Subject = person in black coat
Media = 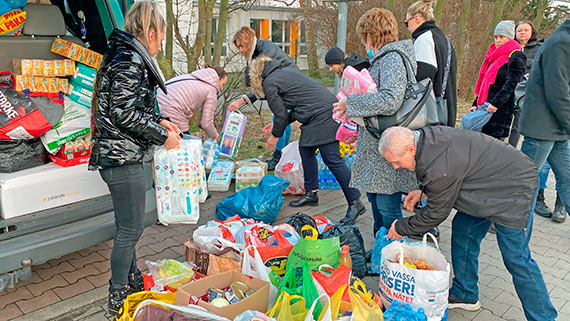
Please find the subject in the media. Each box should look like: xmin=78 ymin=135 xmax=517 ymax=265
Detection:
xmin=228 ymin=26 xmax=298 ymax=170
xmin=380 ymin=126 xmax=557 ymax=320
xmin=249 ymin=56 xmax=365 ymax=219
xmin=89 ymin=1 xmax=181 ymax=314
xmin=472 ymin=20 xmax=526 ymax=140
xmin=324 ymin=46 xmax=371 ymax=77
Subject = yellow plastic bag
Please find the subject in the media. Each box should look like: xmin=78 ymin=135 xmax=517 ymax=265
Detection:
xmin=329 ymin=285 xmax=347 ymax=319
xmin=115 ymin=291 xmax=177 ymax=321
xmin=267 ymin=291 xmax=308 ymax=321
xmin=348 ymin=286 xmax=383 ymax=321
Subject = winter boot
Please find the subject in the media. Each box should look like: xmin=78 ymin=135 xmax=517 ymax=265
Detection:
xmin=108 ymin=285 xmax=131 ymax=315
xmin=551 ymin=193 xmax=567 ymax=223
xmin=128 ymin=271 xmax=144 ymax=293
xmin=266 ymin=150 xmax=282 ymax=172
xmin=534 ymin=189 xmax=552 ymax=218
xmin=340 ymin=199 xmax=366 ymax=225
xmin=289 ymin=191 xmax=319 ymax=207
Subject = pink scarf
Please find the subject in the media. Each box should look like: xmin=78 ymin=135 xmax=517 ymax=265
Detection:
xmin=474 ymin=39 xmax=521 ymax=106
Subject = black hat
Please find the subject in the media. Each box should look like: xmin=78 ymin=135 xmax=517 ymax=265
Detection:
xmin=325 ymin=47 xmax=345 ymax=65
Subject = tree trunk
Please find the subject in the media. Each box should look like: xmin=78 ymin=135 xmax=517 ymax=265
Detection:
xmin=486 ymin=0 xmax=506 ymax=45
xmin=304 ymin=0 xmax=319 ymax=77
xmin=434 ymin=0 xmax=445 ymax=24
xmin=213 ymin=0 xmax=229 ymax=66
xmin=165 ymin=0 xmax=174 ymax=62
xmin=155 ymin=52 xmax=175 ymax=80
xmin=456 ymin=0 xmax=471 ymax=81
xmin=534 ymin=0 xmax=549 ymax=32
xmin=203 ymin=0 xmax=216 ymax=66
xmin=189 ymin=0 xmax=207 ymax=72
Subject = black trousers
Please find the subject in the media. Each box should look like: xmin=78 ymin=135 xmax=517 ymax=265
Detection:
xmin=298 ymin=141 xmax=360 ymax=203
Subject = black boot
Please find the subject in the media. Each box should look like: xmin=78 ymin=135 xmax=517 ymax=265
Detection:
xmin=108 ymin=285 xmax=131 ymax=315
xmin=551 ymin=193 xmax=567 ymax=223
xmin=340 ymin=199 xmax=366 ymax=225
xmin=266 ymin=150 xmax=282 ymax=172
xmin=128 ymin=271 xmax=144 ymax=293
xmin=289 ymin=191 xmax=318 ymax=207
xmin=535 ymin=189 xmax=552 ymax=218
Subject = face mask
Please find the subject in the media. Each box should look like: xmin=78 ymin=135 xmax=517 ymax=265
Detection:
xmin=367 ymin=49 xmax=375 ymax=58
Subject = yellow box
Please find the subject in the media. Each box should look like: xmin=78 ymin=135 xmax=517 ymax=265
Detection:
xmin=51 ymin=38 xmax=102 ymax=69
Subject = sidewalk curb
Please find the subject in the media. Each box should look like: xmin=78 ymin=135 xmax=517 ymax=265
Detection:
xmin=12 ymin=197 xmax=348 ymax=321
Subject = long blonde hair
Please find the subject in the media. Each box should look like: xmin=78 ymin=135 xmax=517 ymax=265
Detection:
xmin=407 ymin=0 xmax=435 ymax=21
xmin=124 ymin=1 xmax=165 ymax=49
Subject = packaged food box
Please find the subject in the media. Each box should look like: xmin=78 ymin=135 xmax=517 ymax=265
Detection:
xmin=235 ymin=158 xmax=267 ymax=176
xmin=207 ymin=161 xmax=234 ymax=192
xmin=13 ymin=59 xmax=75 ymax=77
xmin=14 ymin=75 xmax=69 ymax=93
xmin=70 ymin=63 xmax=97 ymax=89
xmin=68 ymin=88 xmax=92 ymax=108
xmin=235 ymin=166 xmax=263 ymax=192
xmin=51 ymin=38 xmax=103 ymax=69
xmin=219 ymin=111 xmax=246 ymax=159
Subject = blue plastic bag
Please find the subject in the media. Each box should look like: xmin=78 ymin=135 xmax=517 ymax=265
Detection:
xmin=384 ymin=300 xmax=428 ymax=321
xmin=216 ymin=175 xmax=289 ymax=223
xmin=460 ymin=103 xmax=493 ymax=132
xmin=370 ymin=227 xmax=408 ymax=273
xmin=0 ymin=0 xmax=26 ymax=16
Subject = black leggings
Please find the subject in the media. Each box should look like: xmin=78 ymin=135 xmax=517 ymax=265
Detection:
xmin=299 ymin=141 xmax=360 ymax=203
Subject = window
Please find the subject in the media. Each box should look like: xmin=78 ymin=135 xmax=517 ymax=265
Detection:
xmin=271 ymin=20 xmax=292 ymax=55
xmin=250 ymin=19 xmax=262 ymax=38
xmin=299 ymin=21 xmax=307 ymax=56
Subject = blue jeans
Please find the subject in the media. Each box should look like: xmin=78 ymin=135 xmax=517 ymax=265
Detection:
xmin=538 ymin=161 xmax=551 ymax=190
xmin=367 ymin=192 xmax=402 ymax=236
xmin=521 ymin=137 xmax=570 ymax=213
xmin=450 ymin=212 xmax=557 ymax=321
xmin=273 ymin=115 xmax=291 ymax=152
xmin=100 ymin=163 xmax=146 ymax=289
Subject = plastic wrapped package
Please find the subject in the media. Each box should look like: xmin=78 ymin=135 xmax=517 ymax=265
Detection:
xmin=235 ymin=158 xmax=267 ymax=176
xmin=153 ymin=139 xmax=204 ymax=224
xmin=274 ymin=141 xmax=305 ymax=196
xmin=219 ymin=111 xmax=246 ymax=159
xmin=235 ymin=166 xmax=264 ymax=192
xmin=41 ymin=96 xmax=91 ymax=154
xmin=207 ymin=160 xmax=234 ymax=192
xmin=145 ymin=259 xmax=195 ymax=291
xmin=201 ymin=138 xmax=219 ymax=169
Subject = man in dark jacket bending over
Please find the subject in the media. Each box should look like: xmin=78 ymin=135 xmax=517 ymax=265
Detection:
xmin=380 ymin=126 xmax=556 ymax=321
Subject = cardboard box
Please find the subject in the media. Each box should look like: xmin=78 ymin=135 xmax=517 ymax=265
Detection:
xmin=174 ymin=270 xmax=269 ymax=319
xmin=70 ymin=63 xmax=97 ymax=89
xmin=0 ymin=163 xmax=110 ymax=219
xmin=68 ymin=89 xmax=92 ymax=108
xmin=13 ymin=59 xmax=75 ymax=77
xmin=50 ymin=38 xmax=103 ymax=69
xmin=13 ymin=75 xmax=69 ymax=93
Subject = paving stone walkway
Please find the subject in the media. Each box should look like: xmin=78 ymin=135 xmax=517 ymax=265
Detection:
xmin=2 ymin=179 xmax=569 ymax=321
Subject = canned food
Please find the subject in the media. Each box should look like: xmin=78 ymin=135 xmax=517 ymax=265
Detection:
xmin=208 ymin=288 xmax=224 ymax=300
xmin=210 ymin=297 xmax=230 ymax=307
xmin=245 ymin=289 xmax=257 ymax=297
xmin=231 ymin=281 xmax=249 ymax=299
xmin=225 ymin=289 xmax=240 ymax=304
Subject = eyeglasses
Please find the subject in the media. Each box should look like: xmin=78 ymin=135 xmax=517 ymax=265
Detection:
xmin=404 ymin=15 xmax=415 ymax=28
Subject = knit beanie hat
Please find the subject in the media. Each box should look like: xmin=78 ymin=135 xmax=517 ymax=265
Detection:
xmin=494 ymin=20 xmax=515 ymax=39
xmin=325 ymin=47 xmax=345 ymax=65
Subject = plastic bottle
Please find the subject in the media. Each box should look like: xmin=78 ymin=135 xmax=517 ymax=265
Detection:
xmin=340 ymin=245 xmax=352 ymax=269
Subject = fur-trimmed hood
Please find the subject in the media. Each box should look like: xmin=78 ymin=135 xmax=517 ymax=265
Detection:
xmin=249 ymin=55 xmax=281 ymax=99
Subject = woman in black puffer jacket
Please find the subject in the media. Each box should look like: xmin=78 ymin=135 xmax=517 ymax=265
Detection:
xmin=89 ymin=1 xmax=181 ymax=314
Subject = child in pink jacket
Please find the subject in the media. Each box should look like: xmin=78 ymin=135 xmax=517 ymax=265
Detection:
xmin=157 ymin=67 xmax=227 ymax=141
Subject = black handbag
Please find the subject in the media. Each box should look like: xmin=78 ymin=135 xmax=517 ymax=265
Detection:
xmin=364 ymin=49 xmax=442 ymax=139
xmin=435 ymin=38 xmax=452 ymax=126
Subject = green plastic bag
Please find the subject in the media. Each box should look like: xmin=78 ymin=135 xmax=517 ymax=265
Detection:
xmin=286 ymin=236 xmax=341 ymax=271
xmin=279 ymin=262 xmax=322 ymax=318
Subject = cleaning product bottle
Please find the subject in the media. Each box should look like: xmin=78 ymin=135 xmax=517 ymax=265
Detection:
xmin=340 ymin=245 xmax=352 ymax=269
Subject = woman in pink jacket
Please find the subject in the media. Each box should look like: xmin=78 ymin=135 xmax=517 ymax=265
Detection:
xmin=157 ymin=67 xmax=227 ymax=141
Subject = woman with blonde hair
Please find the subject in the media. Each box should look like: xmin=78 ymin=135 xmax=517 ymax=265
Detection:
xmin=406 ymin=0 xmax=457 ymax=127
xmin=89 ymin=1 xmax=181 ymax=314
xmin=333 ymin=8 xmax=420 ymax=234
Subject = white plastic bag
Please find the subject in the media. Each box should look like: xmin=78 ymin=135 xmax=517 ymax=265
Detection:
xmin=242 ymin=245 xmax=278 ymax=310
xmin=133 ymin=299 xmax=230 ymax=321
xmin=41 ymin=96 xmax=90 ymax=154
xmin=192 ymin=224 xmax=243 ymax=255
xmin=305 ymin=294 xmax=333 ymax=321
xmin=153 ymin=139 xmax=203 ymax=224
xmin=275 ymin=141 xmax=305 ymax=196
xmin=379 ymin=233 xmax=450 ymax=321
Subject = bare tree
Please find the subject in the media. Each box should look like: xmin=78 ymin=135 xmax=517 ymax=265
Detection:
xmin=213 ymin=0 xmax=229 ymax=66
xmin=304 ymin=0 xmax=319 ymax=77
xmin=434 ymin=0 xmax=445 ymax=23
xmin=534 ymin=0 xmax=549 ymax=31
xmin=456 ymin=0 xmax=471 ymax=81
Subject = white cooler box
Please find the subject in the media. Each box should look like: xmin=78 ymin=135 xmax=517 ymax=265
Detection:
xmin=0 ymin=163 xmax=110 ymax=219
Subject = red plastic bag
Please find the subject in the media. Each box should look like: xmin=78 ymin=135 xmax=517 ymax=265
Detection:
xmin=312 ymin=264 xmax=352 ymax=302
xmin=0 ymin=88 xmax=63 ymax=139
xmin=246 ymin=229 xmax=293 ymax=277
